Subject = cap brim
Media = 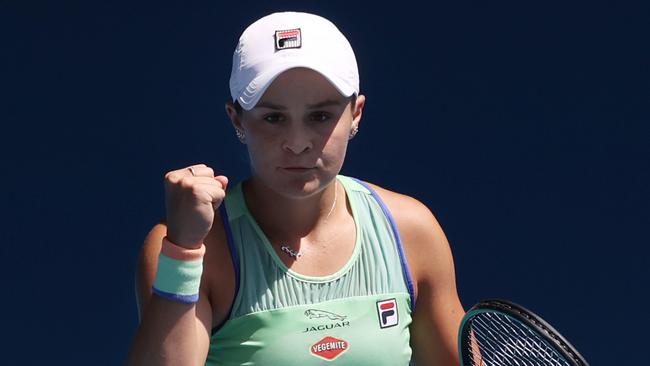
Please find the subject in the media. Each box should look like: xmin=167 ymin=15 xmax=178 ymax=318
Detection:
xmin=236 ymin=61 xmax=357 ymax=111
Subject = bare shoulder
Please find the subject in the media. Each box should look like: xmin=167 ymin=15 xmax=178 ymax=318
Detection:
xmin=363 ymin=182 xmax=446 ymax=246
xmin=364 ymin=182 xmax=435 ymax=221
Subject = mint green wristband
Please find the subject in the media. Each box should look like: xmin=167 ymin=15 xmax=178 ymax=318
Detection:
xmin=152 ymin=253 xmax=204 ymax=303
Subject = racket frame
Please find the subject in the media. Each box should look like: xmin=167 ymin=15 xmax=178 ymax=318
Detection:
xmin=458 ymin=299 xmax=589 ymax=366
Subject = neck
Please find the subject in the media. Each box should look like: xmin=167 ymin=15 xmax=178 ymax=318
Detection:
xmin=242 ymin=176 xmax=340 ymax=243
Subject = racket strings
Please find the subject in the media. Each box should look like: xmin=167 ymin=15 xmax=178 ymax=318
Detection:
xmin=475 ymin=316 xmax=557 ymax=362
xmin=466 ymin=312 xmax=572 ymax=366
xmin=471 ymin=318 xmax=557 ymax=365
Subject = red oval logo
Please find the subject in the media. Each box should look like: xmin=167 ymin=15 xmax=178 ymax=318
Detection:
xmin=310 ymin=336 xmax=349 ymax=360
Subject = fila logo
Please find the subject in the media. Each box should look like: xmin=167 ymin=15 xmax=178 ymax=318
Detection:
xmin=310 ymin=336 xmax=349 ymax=361
xmin=275 ymin=28 xmax=301 ymax=50
xmin=377 ymin=298 xmax=398 ymax=328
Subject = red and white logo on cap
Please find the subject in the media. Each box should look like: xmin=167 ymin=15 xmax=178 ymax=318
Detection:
xmin=275 ymin=28 xmax=302 ymax=50
xmin=310 ymin=336 xmax=349 ymax=360
xmin=377 ymin=298 xmax=398 ymax=328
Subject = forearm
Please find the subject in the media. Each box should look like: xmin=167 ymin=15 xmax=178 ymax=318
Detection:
xmin=126 ymin=294 xmax=204 ymax=366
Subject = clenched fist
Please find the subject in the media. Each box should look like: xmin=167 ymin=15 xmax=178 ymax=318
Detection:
xmin=164 ymin=164 xmax=228 ymax=249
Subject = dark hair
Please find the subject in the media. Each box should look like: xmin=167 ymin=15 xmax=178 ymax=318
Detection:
xmin=233 ymin=100 xmax=244 ymax=115
xmin=233 ymin=94 xmax=357 ymax=115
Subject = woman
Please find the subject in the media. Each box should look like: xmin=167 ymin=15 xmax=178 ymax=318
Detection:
xmin=127 ymin=11 xmax=465 ymax=366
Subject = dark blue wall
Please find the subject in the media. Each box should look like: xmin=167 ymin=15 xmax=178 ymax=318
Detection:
xmin=2 ymin=1 xmax=648 ymax=364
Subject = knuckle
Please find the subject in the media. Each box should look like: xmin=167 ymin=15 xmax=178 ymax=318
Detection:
xmin=164 ymin=172 xmax=179 ymax=183
xmin=191 ymin=185 xmax=204 ymax=196
xmin=179 ymin=176 xmax=194 ymax=188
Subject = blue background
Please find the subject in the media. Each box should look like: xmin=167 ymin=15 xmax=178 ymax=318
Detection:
xmin=2 ymin=0 xmax=648 ymax=364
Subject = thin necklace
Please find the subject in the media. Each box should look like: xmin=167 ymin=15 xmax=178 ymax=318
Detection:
xmin=280 ymin=181 xmax=338 ymax=259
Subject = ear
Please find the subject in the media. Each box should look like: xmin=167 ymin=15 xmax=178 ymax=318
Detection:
xmin=351 ymin=94 xmax=366 ymax=130
xmin=225 ymin=101 xmax=243 ymax=131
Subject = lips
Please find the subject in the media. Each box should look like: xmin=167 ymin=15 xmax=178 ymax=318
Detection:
xmin=282 ymin=167 xmax=314 ymax=171
xmin=280 ymin=166 xmax=316 ymax=173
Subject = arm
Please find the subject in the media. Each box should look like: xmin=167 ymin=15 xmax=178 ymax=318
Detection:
xmin=126 ymin=222 xmax=213 ymax=366
xmin=371 ymin=185 xmax=465 ymax=365
xmin=405 ymin=206 xmax=464 ymax=366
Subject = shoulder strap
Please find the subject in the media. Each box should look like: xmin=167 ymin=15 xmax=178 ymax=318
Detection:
xmin=349 ymin=177 xmax=416 ymax=311
xmin=337 ymin=174 xmax=372 ymax=194
xmin=211 ymin=199 xmax=241 ymax=335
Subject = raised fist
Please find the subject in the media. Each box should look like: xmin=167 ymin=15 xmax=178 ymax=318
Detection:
xmin=163 ymin=164 xmax=228 ymax=249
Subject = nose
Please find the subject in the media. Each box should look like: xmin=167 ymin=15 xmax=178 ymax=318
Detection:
xmin=282 ymin=125 xmax=313 ymax=155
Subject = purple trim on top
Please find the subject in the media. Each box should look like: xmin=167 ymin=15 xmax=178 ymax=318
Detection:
xmin=352 ymin=178 xmax=416 ymax=311
xmin=219 ymin=204 xmax=240 ymax=292
xmin=152 ymin=287 xmax=199 ymax=304
xmin=210 ymin=204 xmax=241 ymax=336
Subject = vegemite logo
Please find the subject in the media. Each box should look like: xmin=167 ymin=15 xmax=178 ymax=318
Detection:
xmin=377 ymin=298 xmax=398 ymax=328
xmin=304 ymin=309 xmax=347 ymax=321
xmin=275 ymin=28 xmax=301 ymax=50
xmin=310 ymin=336 xmax=349 ymax=360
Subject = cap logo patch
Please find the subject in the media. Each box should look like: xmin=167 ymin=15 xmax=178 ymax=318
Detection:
xmin=275 ymin=28 xmax=301 ymax=50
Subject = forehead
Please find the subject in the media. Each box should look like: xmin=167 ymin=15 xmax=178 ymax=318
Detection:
xmin=257 ymin=67 xmax=347 ymax=107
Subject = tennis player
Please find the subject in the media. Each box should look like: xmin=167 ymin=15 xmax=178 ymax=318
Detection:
xmin=127 ymin=11 xmax=465 ymax=366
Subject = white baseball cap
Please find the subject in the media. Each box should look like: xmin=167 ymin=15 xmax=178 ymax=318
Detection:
xmin=229 ymin=12 xmax=359 ymax=110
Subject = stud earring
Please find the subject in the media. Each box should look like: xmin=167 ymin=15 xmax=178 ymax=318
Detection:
xmin=235 ymin=129 xmax=246 ymax=142
xmin=349 ymin=125 xmax=359 ymax=140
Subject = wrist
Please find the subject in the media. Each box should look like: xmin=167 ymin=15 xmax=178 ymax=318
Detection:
xmin=165 ymin=230 xmax=204 ymax=250
xmin=161 ymin=236 xmax=206 ymax=259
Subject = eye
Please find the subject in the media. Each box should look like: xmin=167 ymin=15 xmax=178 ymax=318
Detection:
xmin=309 ymin=112 xmax=331 ymax=122
xmin=263 ymin=113 xmax=284 ymax=123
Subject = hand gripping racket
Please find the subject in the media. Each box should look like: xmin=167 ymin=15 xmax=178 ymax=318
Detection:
xmin=458 ymin=299 xmax=590 ymax=366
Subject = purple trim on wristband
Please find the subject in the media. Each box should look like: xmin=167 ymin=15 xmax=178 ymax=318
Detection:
xmin=352 ymin=178 xmax=417 ymax=311
xmin=211 ymin=204 xmax=240 ymax=336
xmin=152 ymin=287 xmax=199 ymax=304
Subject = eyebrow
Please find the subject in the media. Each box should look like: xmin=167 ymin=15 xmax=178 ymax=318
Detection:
xmin=255 ymin=101 xmax=286 ymax=110
xmin=254 ymin=99 xmax=343 ymax=110
xmin=306 ymin=99 xmax=343 ymax=109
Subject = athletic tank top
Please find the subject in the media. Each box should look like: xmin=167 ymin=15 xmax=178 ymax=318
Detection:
xmin=205 ymin=175 xmax=416 ymax=365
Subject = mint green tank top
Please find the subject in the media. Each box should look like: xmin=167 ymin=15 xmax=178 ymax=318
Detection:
xmin=206 ymin=175 xmax=416 ymax=365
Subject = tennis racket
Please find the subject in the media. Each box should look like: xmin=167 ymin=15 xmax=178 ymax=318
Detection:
xmin=458 ymin=299 xmax=589 ymax=366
